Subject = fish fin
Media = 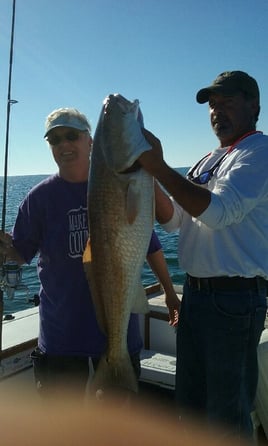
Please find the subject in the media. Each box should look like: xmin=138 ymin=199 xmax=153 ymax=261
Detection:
xmin=82 ymin=238 xmax=93 ymax=285
xmin=91 ymin=353 xmax=138 ymax=396
xmin=131 ymin=284 xmax=149 ymax=314
xmin=126 ymin=180 xmax=140 ymax=224
xmin=83 ymin=239 xmax=107 ymax=334
xmin=83 ymin=238 xmax=92 ymax=264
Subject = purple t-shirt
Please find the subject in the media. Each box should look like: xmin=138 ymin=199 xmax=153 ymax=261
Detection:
xmin=147 ymin=229 xmax=161 ymax=254
xmin=12 ymin=174 xmax=161 ymax=357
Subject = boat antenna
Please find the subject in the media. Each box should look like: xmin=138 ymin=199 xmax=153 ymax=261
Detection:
xmin=0 ymin=0 xmax=18 ymax=359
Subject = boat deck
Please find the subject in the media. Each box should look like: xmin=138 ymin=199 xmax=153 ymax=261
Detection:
xmin=0 ymin=285 xmax=267 ymax=442
xmin=1 ymin=307 xmax=38 ymax=379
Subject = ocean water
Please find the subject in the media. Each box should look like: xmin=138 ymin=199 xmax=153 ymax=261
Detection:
xmin=0 ymin=170 xmax=188 ymax=315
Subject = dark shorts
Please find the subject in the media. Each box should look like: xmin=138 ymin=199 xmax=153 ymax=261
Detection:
xmin=30 ymin=348 xmax=141 ymax=399
xmin=30 ymin=348 xmax=90 ymax=399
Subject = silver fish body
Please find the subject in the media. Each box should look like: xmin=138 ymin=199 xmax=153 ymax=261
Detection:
xmin=84 ymin=94 xmax=154 ymax=394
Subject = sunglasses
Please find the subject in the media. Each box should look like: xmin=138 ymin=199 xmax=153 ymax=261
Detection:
xmin=46 ymin=130 xmax=86 ymax=146
xmin=187 ymin=152 xmax=228 ymax=185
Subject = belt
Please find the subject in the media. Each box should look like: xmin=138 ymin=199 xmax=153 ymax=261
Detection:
xmin=186 ymin=274 xmax=267 ymax=292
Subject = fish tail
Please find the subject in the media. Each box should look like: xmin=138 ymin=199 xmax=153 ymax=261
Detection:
xmin=91 ymin=353 xmax=138 ymax=397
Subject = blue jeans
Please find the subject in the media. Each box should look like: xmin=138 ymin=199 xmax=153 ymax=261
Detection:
xmin=175 ymin=279 xmax=267 ymax=439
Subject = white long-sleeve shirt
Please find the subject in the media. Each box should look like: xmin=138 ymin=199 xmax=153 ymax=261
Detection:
xmin=163 ymin=132 xmax=268 ymax=278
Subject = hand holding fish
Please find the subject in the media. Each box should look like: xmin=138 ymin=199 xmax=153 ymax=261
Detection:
xmin=139 ymin=129 xmax=165 ymax=177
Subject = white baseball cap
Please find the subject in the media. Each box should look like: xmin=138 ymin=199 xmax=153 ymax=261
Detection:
xmin=44 ymin=108 xmax=91 ymax=137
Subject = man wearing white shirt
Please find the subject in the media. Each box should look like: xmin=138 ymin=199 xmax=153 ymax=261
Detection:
xmin=139 ymin=71 xmax=268 ymax=440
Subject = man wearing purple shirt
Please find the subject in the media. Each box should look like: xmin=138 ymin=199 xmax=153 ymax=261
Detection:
xmin=0 ymin=107 xmax=180 ymax=399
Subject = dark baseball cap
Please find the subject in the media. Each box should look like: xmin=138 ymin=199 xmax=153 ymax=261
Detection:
xmin=196 ymin=71 xmax=260 ymax=104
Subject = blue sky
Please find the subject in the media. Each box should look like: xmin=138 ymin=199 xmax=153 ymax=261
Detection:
xmin=1 ymin=0 xmax=268 ymax=175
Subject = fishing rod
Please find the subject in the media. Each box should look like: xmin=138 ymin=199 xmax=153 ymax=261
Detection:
xmin=0 ymin=0 xmax=18 ymax=358
xmin=1 ymin=0 xmax=18 ymax=232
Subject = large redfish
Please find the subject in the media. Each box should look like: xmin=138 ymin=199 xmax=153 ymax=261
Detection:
xmin=83 ymin=94 xmax=154 ymax=395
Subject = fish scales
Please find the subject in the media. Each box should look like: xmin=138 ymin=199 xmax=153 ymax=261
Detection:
xmin=83 ymin=94 xmax=154 ymax=395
